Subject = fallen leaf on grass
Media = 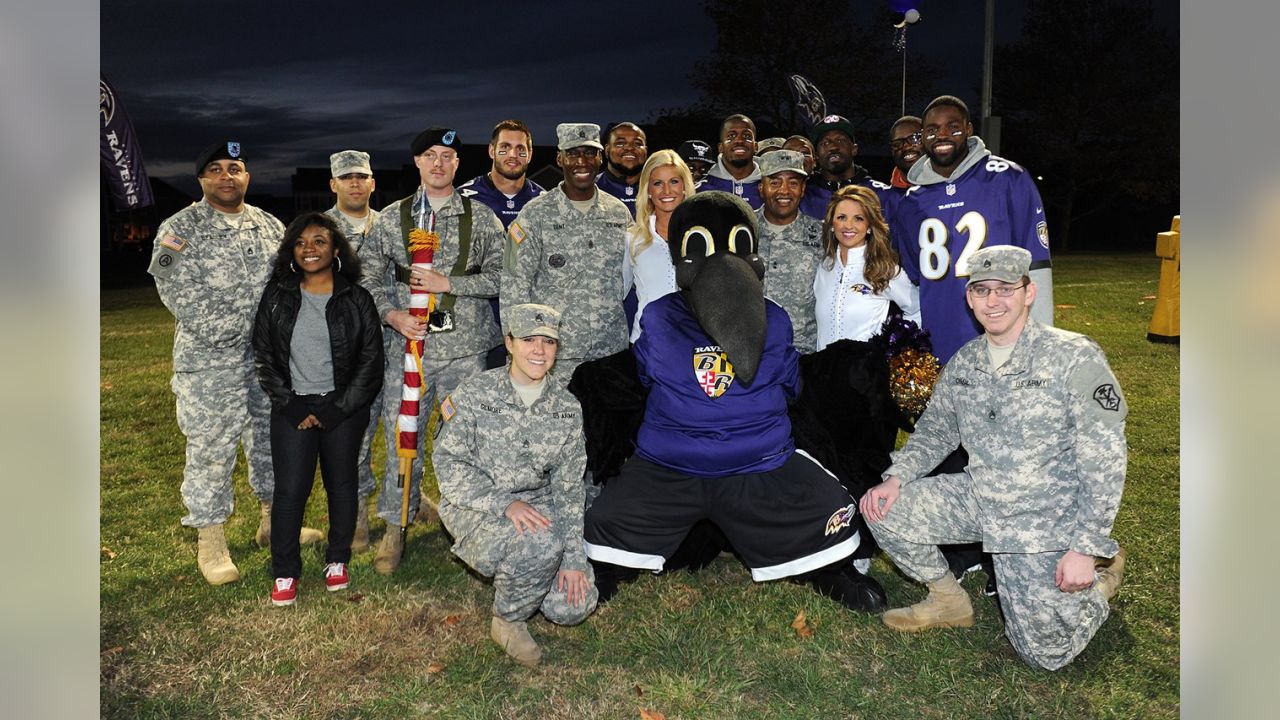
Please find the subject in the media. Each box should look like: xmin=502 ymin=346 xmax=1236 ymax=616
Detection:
xmin=633 ymin=684 xmax=643 ymax=696
xmin=101 ymin=546 xmax=118 ymax=560
xmin=441 ymin=613 xmax=466 ymax=627
xmin=346 ymin=593 xmax=364 ymax=603
xmin=425 ymin=662 xmax=446 ymax=674
xmin=101 ymin=381 xmax=114 ymax=391
xmin=1055 ymin=304 xmax=1077 ymax=309
xmin=791 ymin=610 xmax=814 ymax=638
xmin=101 ymin=646 xmax=124 ymax=657
xmin=639 ymin=710 xmax=666 ymax=720
xmin=1142 ymin=294 xmax=1157 ymax=300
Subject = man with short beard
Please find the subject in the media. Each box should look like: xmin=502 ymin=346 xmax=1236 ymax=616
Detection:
xmin=459 ymin=119 xmax=545 ymax=230
xmin=755 ymin=150 xmax=824 ymax=353
xmin=697 ymin=114 xmax=763 ymax=209
xmin=887 ymin=115 xmax=923 ymax=193
xmin=800 ymin=115 xmax=896 ymax=221
xmin=595 ymin=122 xmax=647 ymax=217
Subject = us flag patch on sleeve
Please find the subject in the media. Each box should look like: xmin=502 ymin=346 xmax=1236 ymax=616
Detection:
xmin=509 ymin=222 xmax=526 ymax=245
xmin=160 ymin=233 xmax=186 ymax=252
xmin=440 ymin=395 xmax=457 ymax=422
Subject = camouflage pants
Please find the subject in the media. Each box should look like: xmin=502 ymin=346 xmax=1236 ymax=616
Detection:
xmin=375 ymin=349 xmax=486 ymax=525
xmin=451 ymin=512 xmax=598 ymax=624
xmin=171 ymin=364 xmax=272 ymax=528
xmin=869 ymin=472 xmax=1111 ymax=670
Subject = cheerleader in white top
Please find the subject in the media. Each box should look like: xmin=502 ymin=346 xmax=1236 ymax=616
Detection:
xmin=622 ymin=150 xmax=696 ymax=342
xmin=813 ymin=185 xmax=921 ymax=350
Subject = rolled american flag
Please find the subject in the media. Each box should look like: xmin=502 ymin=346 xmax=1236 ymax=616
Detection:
xmin=397 ymin=211 xmax=439 ymax=538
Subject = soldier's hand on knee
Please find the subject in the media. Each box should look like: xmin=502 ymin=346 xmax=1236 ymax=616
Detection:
xmin=1055 ymin=550 xmax=1096 ymax=593
xmin=504 ymin=500 xmax=551 ymax=534
xmin=557 ymin=569 xmax=590 ymax=607
xmin=859 ymin=476 xmax=902 ymax=524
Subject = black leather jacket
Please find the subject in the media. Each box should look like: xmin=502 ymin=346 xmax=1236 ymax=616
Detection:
xmin=253 ymin=272 xmax=385 ymax=428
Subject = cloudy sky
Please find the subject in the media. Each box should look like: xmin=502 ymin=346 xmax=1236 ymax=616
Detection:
xmin=102 ymin=1 xmax=1168 ymax=195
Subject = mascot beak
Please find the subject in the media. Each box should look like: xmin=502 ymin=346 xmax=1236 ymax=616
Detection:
xmin=686 ymin=252 xmax=766 ymax=385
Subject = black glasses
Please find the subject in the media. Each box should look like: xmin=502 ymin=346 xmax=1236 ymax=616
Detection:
xmin=967 ymin=282 xmax=1028 ymax=298
xmin=889 ymin=132 xmax=922 ymax=151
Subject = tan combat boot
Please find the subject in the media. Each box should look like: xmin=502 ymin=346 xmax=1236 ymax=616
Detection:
xmin=1096 ymin=547 xmax=1127 ymax=601
xmin=256 ymin=501 xmax=325 ymax=547
xmin=882 ymin=572 xmax=975 ymax=631
xmin=373 ymin=524 xmax=404 ymax=575
xmin=490 ymin=616 xmax=542 ymax=667
xmin=196 ymin=524 xmax=240 ymax=585
xmin=351 ymin=503 xmax=371 ymax=553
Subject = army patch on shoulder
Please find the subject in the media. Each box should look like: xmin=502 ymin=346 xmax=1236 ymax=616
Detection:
xmin=1092 ymin=384 xmax=1121 ymax=411
xmin=509 ymin=222 xmax=526 ymax=245
xmin=440 ymin=395 xmax=456 ymax=422
xmin=160 ymin=233 xmax=186 ymax=252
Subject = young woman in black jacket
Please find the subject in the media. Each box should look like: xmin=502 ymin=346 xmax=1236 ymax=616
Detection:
xmin=253 ymin=212 xmax=384 ymax=606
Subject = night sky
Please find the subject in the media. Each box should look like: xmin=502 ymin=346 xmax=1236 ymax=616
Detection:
xmin=100 ymin=1 xmax=1169 ymax=196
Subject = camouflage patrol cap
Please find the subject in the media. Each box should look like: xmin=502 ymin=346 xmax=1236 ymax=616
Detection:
xmin=411 ymin=127 xmax=460 ymax=156
xmin=755 ymin=137 xmax=786 ymax=155
xmin=329 ymin=150 xmax=372 ymax=177
xmin=195 ymin=140 xmax=245 ymax=176
xmin=556 ymin=123 xmax=604 ymax=151
xmin=757 ymin=150 xmax=808 ymax=178
xmin=504 ymin=303 xmax=562 ymax=339
xmin=966 ymin=246 xmax=1032 ymax=286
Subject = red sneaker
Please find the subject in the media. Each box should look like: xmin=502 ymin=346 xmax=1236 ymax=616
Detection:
xmin=324 ymin=562 xmax=350 ymax=592
xmin=271 ymin=577 xmax=297 ymax=606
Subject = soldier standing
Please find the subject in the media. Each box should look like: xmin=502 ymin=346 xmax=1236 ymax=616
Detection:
xmin=324 ymin=150 xmax=382 ymax=552
xmin=149 ymin=140 xmax=322 ymax=586
xmin=434 ymin=303 xmax=597 ymax=667
xmin=357 ymin=127 xmax=507 ymax=574
xmin=502 ymin=123 xmax=631 ymax=374
xmin=754 ymin=150 xmax=825 ymax=353
xmin=859 ymin=246 xmax=1128 ymax=670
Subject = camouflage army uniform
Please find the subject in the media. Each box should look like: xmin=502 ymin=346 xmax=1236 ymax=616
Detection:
xmin=358 ymin=188 xmax=505 ymax=524
xmin=434 ymin=367 xmax=598 ymax=624
xmin=754 ymin=207 xmax=825 ymax=353
xmin=501 ymin=185 xmax=631 ymax=370
xmin=325 ymin=204 xmax=384 ymax=501
xmin=148 ymin=199 xmax=284 ymax=528
xmin=869 ymin=319 xmax=1127 ymax=670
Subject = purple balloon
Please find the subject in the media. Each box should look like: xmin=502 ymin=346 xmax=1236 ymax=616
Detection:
xmin=889 ymin=0 xmax=922 ymax=13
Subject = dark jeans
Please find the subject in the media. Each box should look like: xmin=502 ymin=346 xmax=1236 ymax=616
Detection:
xmin=270 ymin=395 xmax=369 ymax=579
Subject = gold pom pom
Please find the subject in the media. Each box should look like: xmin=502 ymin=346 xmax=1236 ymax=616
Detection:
xmin=408 ymin=229 xmax=440 ymax=253
xmin=889 ymin=349 xmax=940 ymax=418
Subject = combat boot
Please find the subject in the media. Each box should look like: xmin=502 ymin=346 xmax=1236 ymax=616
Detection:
xmin=373 ymin=524 xmax=404 ymax=575
xmin=1096 ymin=547 xmax=1127 ymax=601
xmin=196 ymin=524 xmax=240 ymax=585
xmin=256 ymin=501 xmax=325 ymax=547
xmin=882 ymin=572 xmax=975 ymax=631
xmin=490 ymin=616 xmax=542 ymax=667
xmin=351 ymin=502 xmax=371 ymax=553
xmin=414 ymin=497 xmax=440 ymax=525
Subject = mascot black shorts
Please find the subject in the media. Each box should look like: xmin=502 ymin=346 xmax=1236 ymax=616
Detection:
xmin=583 ymin=449 xmax=861 ymax=580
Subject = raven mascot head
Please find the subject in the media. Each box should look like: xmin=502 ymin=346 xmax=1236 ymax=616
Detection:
xmin=667 ymin=191 xmax=768 ymax=384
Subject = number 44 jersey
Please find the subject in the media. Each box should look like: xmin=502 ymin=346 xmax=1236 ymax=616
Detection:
xmin=891 ymin=142 xmax=1052 ymax=364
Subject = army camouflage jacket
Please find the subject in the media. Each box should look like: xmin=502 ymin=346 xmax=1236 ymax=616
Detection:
xmin=754 ymin=207 xmax=825 ymax=353
xmin=434 ymin=368 xmax=589 ymax=574
xmin=148 ymin=199 xmax=283 ymax=371
xmin=886 ymin=320 xmax=1127 ymax=557
xmin=357 ymin=189 xmax=505 ymax=361
xmin=501 ymin=184 xmax=631 ymax=361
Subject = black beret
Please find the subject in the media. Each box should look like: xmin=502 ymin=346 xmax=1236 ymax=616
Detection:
xmin=410 ymin=127 xmax=461 ymax=156
xmin=195 ymin=140 xmax=245 ymax=176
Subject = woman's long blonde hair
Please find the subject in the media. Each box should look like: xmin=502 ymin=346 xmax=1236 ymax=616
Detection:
xmin=630 ymin=150 xmax=696 ymax=259
xmin=820 ymin=185 xmax=900 ymax=294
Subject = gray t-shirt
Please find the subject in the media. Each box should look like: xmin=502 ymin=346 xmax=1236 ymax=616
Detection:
xmin=289 ymin=288 xmax=335 ymax=394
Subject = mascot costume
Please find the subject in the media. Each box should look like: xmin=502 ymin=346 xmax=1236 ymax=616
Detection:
xmin=571 ymin=192 xmax=923 ymax=611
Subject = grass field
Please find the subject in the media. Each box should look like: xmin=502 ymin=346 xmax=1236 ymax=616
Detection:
xmin=100 ymin=253 xmax=1179 ymax=719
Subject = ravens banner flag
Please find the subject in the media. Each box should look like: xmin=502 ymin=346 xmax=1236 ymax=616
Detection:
xmin=100 ymin=75 xmax=154 ymax=211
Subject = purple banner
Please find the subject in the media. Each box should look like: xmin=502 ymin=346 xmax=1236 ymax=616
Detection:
xmin=100 ymin=76 xmax=154 ymax=211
